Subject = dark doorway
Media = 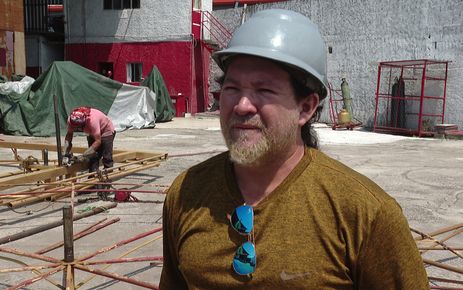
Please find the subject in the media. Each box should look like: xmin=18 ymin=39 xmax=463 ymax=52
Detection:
xmin=99 ymin=62 xmax=114 ymax=79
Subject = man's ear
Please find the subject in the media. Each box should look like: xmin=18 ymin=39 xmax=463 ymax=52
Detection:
xmin=298 ymin=93 xmax=320 ymax=126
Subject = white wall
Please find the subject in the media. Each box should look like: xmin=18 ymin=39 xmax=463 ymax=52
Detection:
xmin=65 ymin=0 xmax=194 ymax=43
xmin=212 ymin=0 xmax=463 ymax=129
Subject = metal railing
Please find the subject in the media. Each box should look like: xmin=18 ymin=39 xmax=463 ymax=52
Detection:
xmin=200 ymin=11 xmax=233 ymax=50
xmin=24 ymin=0 xmax=63 ymax=34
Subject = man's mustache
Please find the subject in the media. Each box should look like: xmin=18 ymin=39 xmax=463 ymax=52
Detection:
xmin=227 ymin=116 xmax=264 ymax=129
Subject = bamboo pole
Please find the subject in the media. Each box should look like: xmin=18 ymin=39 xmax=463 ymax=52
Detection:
xmin=35 ymin=218 xmax=119 ymax=255
xmin=423 ymin=258 xmax=463 ymax=275
xmin=6 ymin=159 xmax=162 ymax=207
xmin=0 ymin=151 xmax=166 ymax=191
xmin=0 ymin=202 xmax=117 ymax=245
xmin=81 ymin=256 xmax=163 ymax=266
xmin=0 ymin=156 xmax=164 ymax=199
xmin=65 ymin=264 xmax=75 ymax=290
xmin=74 ymin=264 xmax=159 ymax=289
xmin=418 ymin=247 xmax=463 ymax=250
xmin=419 ymin=227 xmax=463 ymax=255
xmin=0 ymin=181 xmax=170 ymax=188
xmin=6 ymin=265 xmax=65 ymax=290
xmin=77 ymin=227 xmax=162 ymax=262
xmin=76 ymin=234 xmax=162 ymax=288
xmin=0 ymin=254 xmax=63 ymax=288
xmin=48 ymin=160 xmax=162 ymax=202
xmin=414 ymin=223 xmax=463 ymax=240
xmin=4 ymin=188 xmax=168 ymax=197
xmin=428 ymin=276 xmax=463 ymax=285
xmin=0 ymin=246 xmax=61 ymax=263
xmin=411 ymin=228 xmax=463 ymax=260
xmin=6 ymin=183 xmax=94 ymax=208
xmin=0 ymin=263 xmax=61 ymax=273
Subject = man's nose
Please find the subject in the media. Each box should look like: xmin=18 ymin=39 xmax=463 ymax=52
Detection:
xmin=234 ymin=95 xmax=257 ymax=116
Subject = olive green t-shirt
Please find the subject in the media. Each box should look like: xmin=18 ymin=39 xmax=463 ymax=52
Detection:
xmin=160 ymin=148 xmax=429 ymax=289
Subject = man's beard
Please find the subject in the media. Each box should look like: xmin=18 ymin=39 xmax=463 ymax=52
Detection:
xmin=221 ymin=114 xmax=299 ymax=167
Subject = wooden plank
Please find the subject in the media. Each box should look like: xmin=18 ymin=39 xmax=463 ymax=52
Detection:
xmin=0 ymin=163 xmax=87 ymax=190
xmin=0 ymin=141 xmax=165 ymax=156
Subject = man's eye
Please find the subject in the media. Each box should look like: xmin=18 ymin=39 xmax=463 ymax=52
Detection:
xmin=259 ymin=88 xmax=276 ymax=94
xmin=222 ymin=86 xmax=238 ymax=92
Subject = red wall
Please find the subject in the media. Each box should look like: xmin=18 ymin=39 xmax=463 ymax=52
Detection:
xmin=65 ymin=41 xmax=206 ymax=114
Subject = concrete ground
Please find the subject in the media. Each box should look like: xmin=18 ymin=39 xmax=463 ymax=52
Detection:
xmin=0 ymin=114 xmax=462 ymax=289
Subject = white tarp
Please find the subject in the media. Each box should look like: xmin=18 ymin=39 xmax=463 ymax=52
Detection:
xmin=0 ymin=76 xmax=35 ymax=95
xmin=107 ymin=83 xmax=157 ymax=131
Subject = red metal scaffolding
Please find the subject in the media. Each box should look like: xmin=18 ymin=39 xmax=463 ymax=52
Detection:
xmin=373 ymin=59 xmax=449 ymax=137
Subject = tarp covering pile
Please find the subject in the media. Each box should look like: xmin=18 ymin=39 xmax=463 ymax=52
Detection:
xmin=0 ymin=61 xmax=174 ymax=136
xmin=141 ymin=66 xmax=175 ymax=122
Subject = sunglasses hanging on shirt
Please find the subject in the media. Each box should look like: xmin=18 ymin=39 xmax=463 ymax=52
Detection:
xmin=230 ymin=204 xmax=256 ymax=276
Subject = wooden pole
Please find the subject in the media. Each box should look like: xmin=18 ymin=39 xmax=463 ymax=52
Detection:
xmin=63 ymin=205 xmax=74 ymax=263
xmin=0 ymin=202 xmax=117 ymax=245
xmin=63 ymin=205 xmax=75 ymax=289
xmin=53 ymin=95 xmax=63 ymax=167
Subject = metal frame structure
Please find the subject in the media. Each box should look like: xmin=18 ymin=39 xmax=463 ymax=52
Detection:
xmin=373 ymin=59 xmax=449 ymax=137
xmin=0 ymin=141 xmax=167 ymax=207
xmin=0 ymin=141 xmax=168 ymax=288
xmin=0 ymin=204 xmax=163 ymax=289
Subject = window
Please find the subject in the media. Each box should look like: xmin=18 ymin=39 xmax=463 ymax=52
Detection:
xmin=104 ymin=0 xmax=140 ymax=10
xmin=103 ymin=0 xmax=112 ymax=9
xmin=127 ymin=63 xmax=143 ymax=82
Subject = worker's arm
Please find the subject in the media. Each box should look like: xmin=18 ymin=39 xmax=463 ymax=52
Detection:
xmin=83 ymin=115 xmax=102 ymax=158
xmin=64 ymin=129 xmax=73 ymax=155
xmin=89 ymin=134 xmax=102 ymax=151
xmin=81 ymin=133 xmax=100 ymax=159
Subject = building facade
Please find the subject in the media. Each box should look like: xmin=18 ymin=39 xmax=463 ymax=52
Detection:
xmin=213 ymin=0 xmax=463 ymax=130
xmin=65 ymin=0 xmax=213 ymax=115
xmin=0 ymin=0 xmax=26 ymax=79
xmin=24 ymin=0 xmax=65 ymax=79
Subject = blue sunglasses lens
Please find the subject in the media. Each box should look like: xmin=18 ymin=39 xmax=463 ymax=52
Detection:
xmin=231 ymin=205 xmax=254 ymax=234
xmin=232 ymin=241 xmax=256 ymax=275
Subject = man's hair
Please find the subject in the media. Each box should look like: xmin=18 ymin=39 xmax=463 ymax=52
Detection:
xmin=215 ymin=62 xmax=323 ymax=149
xmin=289 ymin=72 xmax=323 ymax=149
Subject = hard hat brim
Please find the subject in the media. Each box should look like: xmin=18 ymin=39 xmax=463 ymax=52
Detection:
xmin=213 ymin=46 xmax=328 ymax=99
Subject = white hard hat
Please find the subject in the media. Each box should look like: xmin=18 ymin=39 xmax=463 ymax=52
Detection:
xmin=213 ymin=9 xmax=328 ymax=98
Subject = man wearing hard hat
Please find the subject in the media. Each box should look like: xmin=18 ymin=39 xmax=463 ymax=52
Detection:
xmin=160 ymin=9 xmax=428 ymax=289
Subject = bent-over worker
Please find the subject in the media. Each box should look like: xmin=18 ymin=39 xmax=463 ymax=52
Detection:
xmin=64 ymin=106 xmax=116 ymax=173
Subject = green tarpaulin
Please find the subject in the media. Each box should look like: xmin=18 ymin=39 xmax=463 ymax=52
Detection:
xmin=0 ymin=61 xmax=174 ymax=137
xmin=141 ymin=66 xmax=175 ymax=122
